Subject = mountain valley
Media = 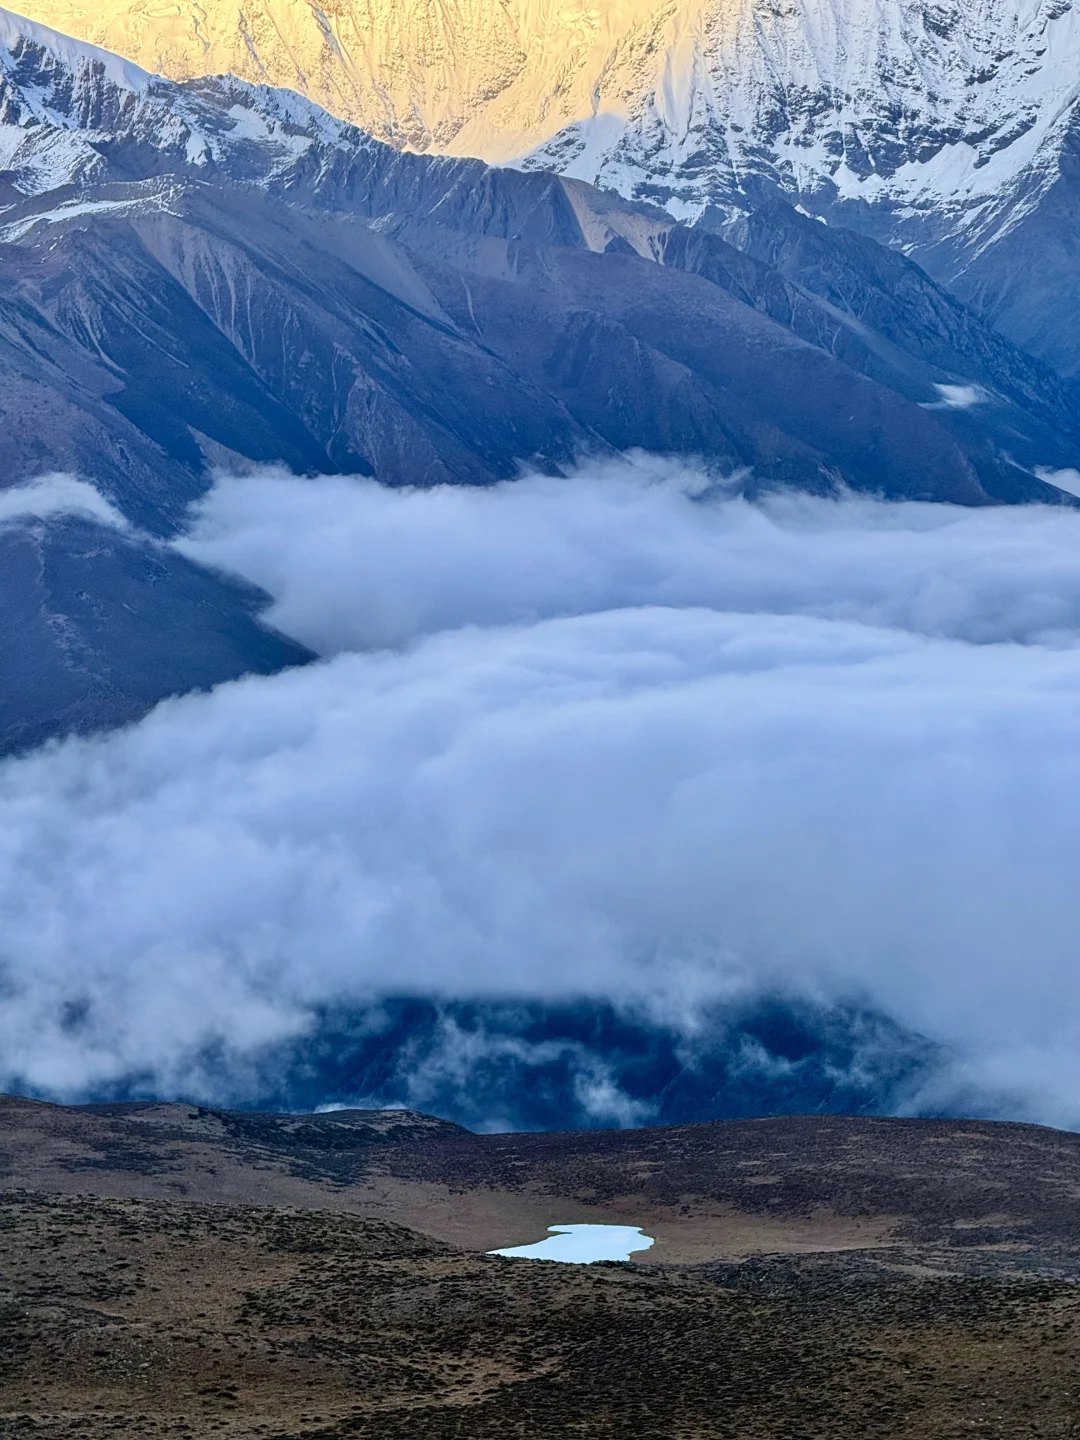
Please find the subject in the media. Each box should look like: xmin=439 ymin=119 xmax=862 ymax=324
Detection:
xmin=3 ymin=10 xmax=1080 ymax=1432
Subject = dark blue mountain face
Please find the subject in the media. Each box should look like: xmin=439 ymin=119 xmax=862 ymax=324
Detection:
xmin=0 ymin=514 xmax=311 ymax=754
xmin=60 ymin=996 xmax=944 ymax=1134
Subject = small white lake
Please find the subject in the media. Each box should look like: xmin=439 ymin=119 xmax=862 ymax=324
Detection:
xmin=488 ymin=1223 xmax=655 ymax=1264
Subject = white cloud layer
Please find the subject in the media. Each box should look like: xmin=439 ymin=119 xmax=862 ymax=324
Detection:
xmin=925 ymin=383 xmax=986 ymax=410
xmin=6 ymin=457 xmax=1080 ymax=1122
xmin=1035 ymin=466 xmax=1080 ymax=501
xmin=0 ymin=474 xmax=128 ymax=529
xmin=180 ymin=455 xmax=1080 ymax=651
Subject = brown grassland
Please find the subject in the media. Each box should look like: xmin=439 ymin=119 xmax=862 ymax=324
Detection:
xmin=3 ymin=1098 xmax=1080 ymax=1437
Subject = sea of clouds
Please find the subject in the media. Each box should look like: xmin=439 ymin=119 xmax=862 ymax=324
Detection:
xmin=5 ymin=454 xmax=1080 ymax=1125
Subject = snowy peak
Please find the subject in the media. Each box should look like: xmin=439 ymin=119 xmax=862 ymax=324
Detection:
xmin=0 ymin=5 xmax=156 ymax=187
xmin=9 ymin=0 xmax=1080 ymax=212
xmin=9 ymin=0 xmax=1080 ymax=375
xmin=0 ymin=6 xmax=372 ymax=194
xmin=4 ymin=2 xmax=1080 ymax=378
xmin=555 ymin=0 xmax=1080 ymax=210
xmin=0 ymin=4 xmax=150 ymax=104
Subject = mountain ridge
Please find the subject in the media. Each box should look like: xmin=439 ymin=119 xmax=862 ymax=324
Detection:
xmin=0 ymin=3 xmax=1074 ymax=515
xmin=8 ymin=1094 xmax=1080 ymax=1272
xmin=14 ymin=0 xmax=1080 ymax=372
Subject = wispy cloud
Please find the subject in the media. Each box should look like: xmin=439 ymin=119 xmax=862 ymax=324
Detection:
xmin=0 ymin=474 xmax=128 ymax=529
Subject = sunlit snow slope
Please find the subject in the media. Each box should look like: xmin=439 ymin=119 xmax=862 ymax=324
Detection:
xmin=9 ymin=0 xmax=1078 ymax=214
xmin=16 ymin=0 xmax=1080 ymax=368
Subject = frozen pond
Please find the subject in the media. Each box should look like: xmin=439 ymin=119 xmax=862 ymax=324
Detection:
xmin=488 ymin=1223 xmax=654 ymax=1264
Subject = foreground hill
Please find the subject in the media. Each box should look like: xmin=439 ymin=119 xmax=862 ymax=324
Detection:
xmin=6 ymin=1096 xmax=1080 ymax=1272
xmin=6 ymin=1188 xmax=1080 ymax=1439
xmin=4 ymin=1101 xmax=1080 ymax=1435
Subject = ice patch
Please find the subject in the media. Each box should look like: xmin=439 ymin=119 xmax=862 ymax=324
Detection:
xmin=0 ymin=197 xmax=144 ymax=242
xmin=488 ymin=1224 xmax=655 ymax=1264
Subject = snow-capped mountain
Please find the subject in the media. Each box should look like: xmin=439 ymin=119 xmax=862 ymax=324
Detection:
xmin=0 ymin=3 xmax=1076 ymax=512
xmin=0 ymin=5 xmax=376 ymax=195
xmin=1 ymin=6 xmax=1079 ymax=748
xmin=8 ymin=0 xmax=1073 ymax=220
xmin=13 ymin=0 xmax=1080 ymax=372
xmin=13 ymin=0 xmax=1074 ymax=198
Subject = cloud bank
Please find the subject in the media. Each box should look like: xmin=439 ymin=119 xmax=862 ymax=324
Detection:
xmin=180 ymin=454 xmax=1080 ymax=651
xmin=5 ymin=456 xmax=1080 ymax=1126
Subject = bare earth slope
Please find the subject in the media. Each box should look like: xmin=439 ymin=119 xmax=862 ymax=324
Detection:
xmin=5 ymin=1101 xmax=1080 ymax=1435
xmin=6 ymin=1096 xmax=1080 ymax=1270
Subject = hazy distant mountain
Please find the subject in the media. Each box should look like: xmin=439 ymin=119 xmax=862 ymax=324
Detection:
xmin=14 ymin=0 xmax=1080 ymax=373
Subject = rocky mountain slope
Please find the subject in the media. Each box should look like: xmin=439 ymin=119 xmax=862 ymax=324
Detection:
xmin=14 ymin=0 xmax=1080 ymax=372
xmin=3 ymin=9 xmax=1077 ymax=749
xmin=0 ymin=512 xmax=312 ymax=754
xmin=1 ymin=3 xmax=1069 ymax=514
